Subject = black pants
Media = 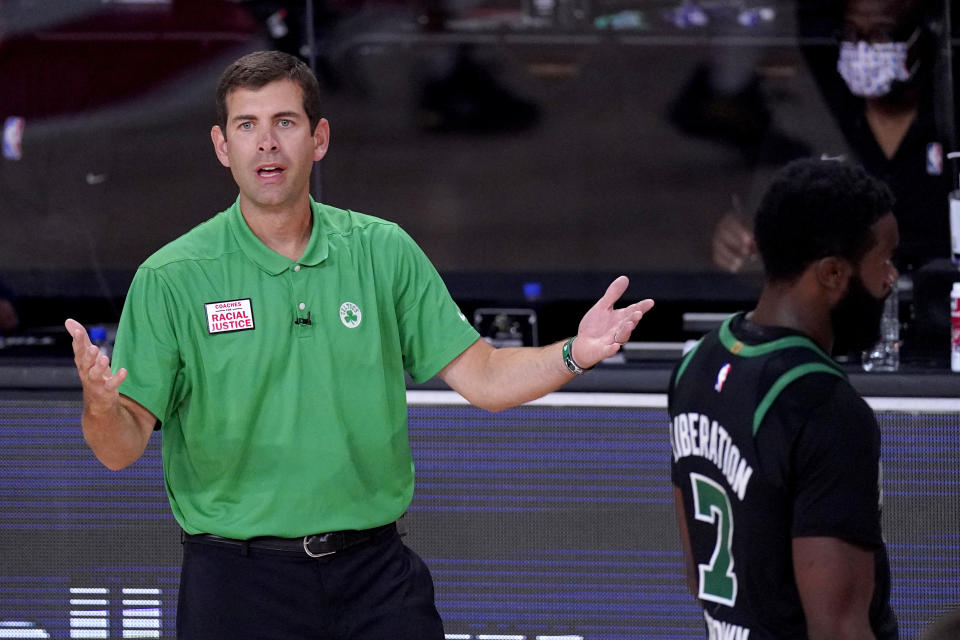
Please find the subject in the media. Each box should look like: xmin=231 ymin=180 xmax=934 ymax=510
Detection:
xmin=177 ymin=528 xmax=445 ymax=640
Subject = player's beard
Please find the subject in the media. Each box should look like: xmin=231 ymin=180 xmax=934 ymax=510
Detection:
xmin=831 ymin=273 xmax=887 ymax=352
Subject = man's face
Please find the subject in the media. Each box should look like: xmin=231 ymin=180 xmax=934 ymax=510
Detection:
xmin=831 ymin=212 xmax=899 ymax=351
xmin=211 ymin=79 xmax=328 ymax=213
xmin=843 ymin=0 xmax=916 ymax=42
xmin=837 ymin=0 xmax=924 ymax=99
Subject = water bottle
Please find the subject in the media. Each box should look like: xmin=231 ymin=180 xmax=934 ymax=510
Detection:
xmin=861 ymin=284 xmax=899 ymax=372
xmin=950 ymin=193 xmax=960 ymax=267
xmin=948 ymin=152 xmax=960 ymax=266
xmin=951 ymin=282 xmax=960 ymax=373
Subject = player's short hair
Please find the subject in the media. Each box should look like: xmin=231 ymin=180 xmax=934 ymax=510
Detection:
xmin=215 ymin=50 xmax=322 ymax=136
xmin=753 ymin=158 xmax=894 ymax=282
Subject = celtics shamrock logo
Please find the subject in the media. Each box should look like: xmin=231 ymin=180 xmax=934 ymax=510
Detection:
xmin=339 ymin=302 xmax=362 ymax=328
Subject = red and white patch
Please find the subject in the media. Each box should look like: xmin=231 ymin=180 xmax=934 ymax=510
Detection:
xmin=714 ymin=363 xmax=731 ymax=392
xmin=205 ymin=298 xmax=255 ymax=334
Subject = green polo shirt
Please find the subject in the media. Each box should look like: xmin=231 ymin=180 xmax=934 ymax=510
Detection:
xmin=112 ymin=197 xmax=479 ymax=538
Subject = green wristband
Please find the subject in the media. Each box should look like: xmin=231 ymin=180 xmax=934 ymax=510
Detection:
xmin=562 ymin=336 xmax=590 ymax=375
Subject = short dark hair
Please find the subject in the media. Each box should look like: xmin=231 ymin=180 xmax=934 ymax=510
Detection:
xmin=754 ymin=158 xmax=894 ymax=282
xmin=215 ymin=50 xmax=322 ymax=135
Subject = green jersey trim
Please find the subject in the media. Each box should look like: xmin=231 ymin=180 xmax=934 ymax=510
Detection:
xmin=707 ymin=314 xmax=847 ymax=436
xmin=718 ymin=314 xmax=837 ymax=366
xmin=753 ymin=363 xmax=846 ymax=435
xmin=674 ymin=338 xmax=703 ymax=385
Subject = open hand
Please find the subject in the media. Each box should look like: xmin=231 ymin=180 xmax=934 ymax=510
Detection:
xmin=65 ymin=318 xmax=127 ymax=415
xmin=573 ymin=276 xmax=654 ymax=368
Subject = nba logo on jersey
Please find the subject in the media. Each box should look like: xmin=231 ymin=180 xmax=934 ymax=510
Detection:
xmin=714 ymin=363 xmax=731 ymax=392
xmin=926 ymin=142 xmax=942 ymax=175
xmin=2 ymin=116 xmax=24 ymax=161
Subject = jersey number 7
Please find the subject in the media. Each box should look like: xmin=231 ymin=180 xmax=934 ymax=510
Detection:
xmin=691 ymin=473 xmax=738 ymax=606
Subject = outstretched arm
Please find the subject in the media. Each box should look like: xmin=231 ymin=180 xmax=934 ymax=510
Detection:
xmin=437 ymin=276 xmax=654 ymax=411
xmin=793 ymin=536 xmax=877 ymax=640
xmin=65 ymin=319 xmax=157 ymax=470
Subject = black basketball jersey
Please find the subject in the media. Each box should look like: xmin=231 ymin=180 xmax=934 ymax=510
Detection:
xmin=668 ymin=313 xmax=897 ymax=639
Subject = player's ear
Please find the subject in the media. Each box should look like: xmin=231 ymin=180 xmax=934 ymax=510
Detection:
xmin=814 ymin=256 xmax=851 ymax=295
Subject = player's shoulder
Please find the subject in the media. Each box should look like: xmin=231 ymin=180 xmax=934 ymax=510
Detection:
xmin=761 ymin=340 xmax=856 ymax=400
xmin=760 ymin=342 xmax=845 ymax=385
xmin=795 ymin=370 xmax=869 ymax=417
xmin=771 ymin=362 xmax=873 ymax=443
xmin=670 ymin=326 xmax=723 ymax=386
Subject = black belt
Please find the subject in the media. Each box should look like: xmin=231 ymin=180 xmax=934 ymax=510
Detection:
xmin=182 ymin=522 xmax=397 ymax=558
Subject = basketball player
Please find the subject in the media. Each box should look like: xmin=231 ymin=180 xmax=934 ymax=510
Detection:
xmin=669 ymin=159 xmax=898 ymax=639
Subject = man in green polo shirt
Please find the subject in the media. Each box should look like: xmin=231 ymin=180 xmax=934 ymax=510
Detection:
xmin=65 ymin=50 xmax=654 ymax=640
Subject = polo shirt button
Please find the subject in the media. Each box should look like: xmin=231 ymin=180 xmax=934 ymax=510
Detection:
xmin=299 ymin=302 xmax=306 ymax=310
xmin=294 ymin=265 xmax=301 ymax=272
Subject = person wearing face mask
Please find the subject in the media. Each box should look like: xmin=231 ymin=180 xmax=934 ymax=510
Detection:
xmin=712 ymin=0 xmax=953 ymax=275
xmin=673 ymin=159 xmax=899 ymax=640
xmin=835 ymin=22 xmax=923 ymax=100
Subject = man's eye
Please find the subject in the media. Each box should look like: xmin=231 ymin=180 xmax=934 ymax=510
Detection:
xmin=278 ymin=119 xmax=291 ymax=127
xmin=240 ymin=122 xmax=253 ymax=130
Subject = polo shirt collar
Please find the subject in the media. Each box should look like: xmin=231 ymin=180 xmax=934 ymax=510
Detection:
xmin=226 ymin=196 xmax=330 ymax=275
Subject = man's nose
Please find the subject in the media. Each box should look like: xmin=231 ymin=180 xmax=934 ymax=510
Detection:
xmin=258 ymin=130 xmax=278 ymax=152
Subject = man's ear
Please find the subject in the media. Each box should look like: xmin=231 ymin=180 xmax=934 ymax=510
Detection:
xmin=814 ymin=256 xmax=852 ymax=297
xmin=312 ymin=118 xmax=330 ymax=162
xmin=211 ymin=125 xmax=230 ymax=168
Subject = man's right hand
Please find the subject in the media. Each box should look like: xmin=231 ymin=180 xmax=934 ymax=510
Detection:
xmin=65 ymin=318 xmax=127 ymax=413
xmin=712 ymin=212 xmax=757 ymax=273
xmin=65 ymin=318 xmax=156 ymax=470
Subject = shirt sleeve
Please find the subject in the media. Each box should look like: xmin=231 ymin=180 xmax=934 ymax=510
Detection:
xmin=390 ymin=227 xmax=480 ymax=383
xmin=790 ymin=379 xmax=884 ymax=549
xmin=111 ymin=266 xmax=182 ymax=424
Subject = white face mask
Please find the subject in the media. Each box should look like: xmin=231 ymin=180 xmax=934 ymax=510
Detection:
xmin=836 ymin=30 xmax=920 ymax=97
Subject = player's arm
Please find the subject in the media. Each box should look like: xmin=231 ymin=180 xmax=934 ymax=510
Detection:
xmin=66 ymin=319 xmax=157 ymax=470
xmin=674 ymin=486 xmax=698 ymax=598
xmin=437 ymin=276 xmax=654 ymax=412
xmin=793 ymin=536 xmax=877 ymax=640
xmin=788 ymin=381 xmax=885 ymax=640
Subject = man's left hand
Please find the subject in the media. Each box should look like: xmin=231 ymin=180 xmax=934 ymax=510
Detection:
xmin=573 ymin=276 xmax=654 ymax=368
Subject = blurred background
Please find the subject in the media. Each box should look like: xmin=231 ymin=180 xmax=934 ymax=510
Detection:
xmin=3 ymin=0 xmax=957 ymax=363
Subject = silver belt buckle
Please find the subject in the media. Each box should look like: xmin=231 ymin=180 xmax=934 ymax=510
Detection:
xmin=303 ymin=534 xmax=337 ymax=558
